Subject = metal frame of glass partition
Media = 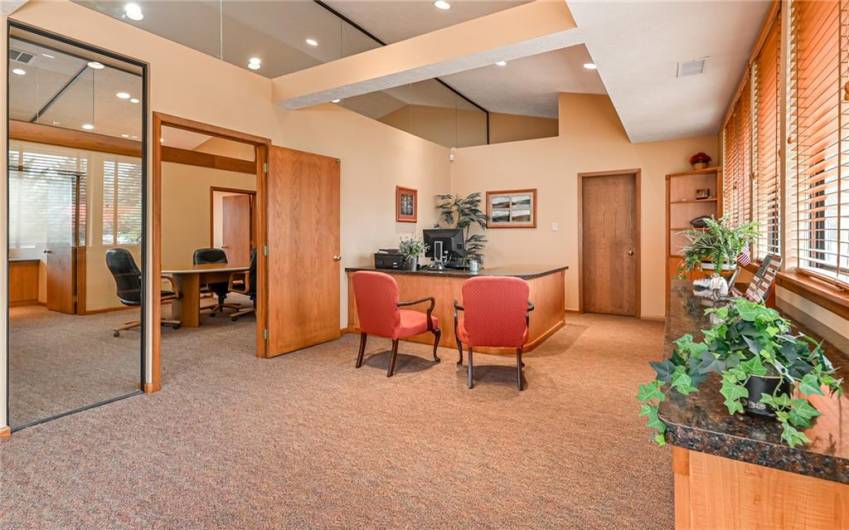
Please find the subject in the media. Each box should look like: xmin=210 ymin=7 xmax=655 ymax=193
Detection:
xmin=5 ymin=20 xmax=149 ymax=431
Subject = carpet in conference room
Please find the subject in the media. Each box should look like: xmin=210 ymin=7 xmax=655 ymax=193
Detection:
xmin=0 ymin=312 xmax=671 ymax=529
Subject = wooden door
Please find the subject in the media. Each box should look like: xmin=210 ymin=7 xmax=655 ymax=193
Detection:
xmin=581 ymin=172 xmax=639 ymax=316
xmin=222 ymin=194 xmax=252 ymax=266
xmin=266 ymin=146 xmax=341 ymax=356
xmin=45 ymin=246 xmax=74 ymax=313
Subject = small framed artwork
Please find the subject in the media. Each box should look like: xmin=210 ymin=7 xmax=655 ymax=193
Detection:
xmin=395 ymin=186 xmax=418 ymax=223
xmin=486 ymin=189 xmax=537 ymax=228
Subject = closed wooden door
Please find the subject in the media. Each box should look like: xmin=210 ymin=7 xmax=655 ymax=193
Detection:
xmin=222 ymin=194 xmax=252 ymax=266
xmin=581 ymin=172 xmax=639 ymax=316
xmin=266 ymin=146 xmax=341 ymax=356
xmin=45 ymin=245 xmax=74 ymax=313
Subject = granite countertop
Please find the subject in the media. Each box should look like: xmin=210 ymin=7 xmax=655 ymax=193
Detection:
xmin=659 ymin=280 xmax=849 ymax=484
xmin=345 ymin=265 xmax=568 ymax=280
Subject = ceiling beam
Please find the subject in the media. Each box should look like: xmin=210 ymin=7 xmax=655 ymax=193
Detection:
xmin=1 ymin=1 xmax=28 ymax=16
xmin=273 ymin=0 xmax=580 ymax=109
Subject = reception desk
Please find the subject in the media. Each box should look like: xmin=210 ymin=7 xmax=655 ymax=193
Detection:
xmin=345 ymin=265 xmax=567 ymax=352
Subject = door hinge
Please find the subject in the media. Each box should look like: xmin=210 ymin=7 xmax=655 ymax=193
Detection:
xmin=263 ymin=162 xmax=268 ymax=174
xmin=263 ymin=245 xmax=269 ymax=257
xmin=263 ymin=328 xmax=269 ymax=341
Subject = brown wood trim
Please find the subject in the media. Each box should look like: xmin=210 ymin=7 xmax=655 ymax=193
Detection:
xmin=80 ymin=306 xmax=135 ymax=315
xmin=143 ymin=382 xmax=160 ymax=394
xmin=9 ymin=120 xmax=141 ymax=157
xmin=208 ymin=187 xmax=256 ymax=248
xmin=776 ymin=270 xmax=849 ymax=321
xmin=667 ymin=167 xmax=721 ymax=178
xmin=254 ymin=144 xmax=269 ymax=358
xmin=395 ymin=186 xmax=418 ymax=223
xmin=577 ymin=169 xmax=642 ymax=317
xmin=152 ymin=112 xmax=272 ymax=386
xmin=161 ymin=146 xmax=255 ymax=174
xmin=0 ymin=425 xmax=10 ymax=440
xmin=485 ymin=188 xmax=538 ymax=229
xmin=75 ymin=247 xmax=86 ymax=315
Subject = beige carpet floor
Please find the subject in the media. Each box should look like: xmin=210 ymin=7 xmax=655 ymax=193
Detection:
xmin=0 ymin=313 xmax=671 ymax=529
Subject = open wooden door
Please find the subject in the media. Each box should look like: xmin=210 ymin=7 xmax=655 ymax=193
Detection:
xmin=222 ymin=194 xmax=252 ymax=266
xmin=265 ymin=146 xmax=341 ymax=356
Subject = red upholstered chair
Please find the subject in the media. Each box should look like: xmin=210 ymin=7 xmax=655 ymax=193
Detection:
xmin=454 ymin=276 xmax=534 ymax=390
xmin=352 ymin=271 xmax=441 ymax=377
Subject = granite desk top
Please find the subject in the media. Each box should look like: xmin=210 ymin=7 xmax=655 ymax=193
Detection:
xmin=659 ymin=281 xmax=849 ymax=484
xmin=345 ymin=265 xmax=568 ymax=280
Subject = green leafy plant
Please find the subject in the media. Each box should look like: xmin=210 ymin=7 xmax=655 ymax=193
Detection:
xmin=435 ymin=192 xmax=487 ymax=263
xmin=680 ymin=215 xmax=758 ymax=275
xmin=399 ymin=235 xmax=427 ymax=262
xmin=638 ymin=298 xmax=842 ymax=448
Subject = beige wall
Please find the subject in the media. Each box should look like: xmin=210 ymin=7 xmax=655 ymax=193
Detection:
xmin=379 ymin=104 xmax=487 ymax=147
xmin=450 ymin=93 xmax=718 ymax=318
xmin=6 ymin=0 xmax=451 ymax=397
xmin=489 ymin=112 xmax=558 ymax=144
xmin=161 ymin=162 xmax=256 ymax=269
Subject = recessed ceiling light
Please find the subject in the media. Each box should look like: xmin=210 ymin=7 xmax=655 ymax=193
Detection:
xmin=434 ymin=0 xmax=451 ymax=10
xmin=121 ymin=134 xmax=130 ymax=138
xmin=495 ymin=61 xmax=507 ymax=67
xmin=130 ymin=97 xmax=140 ymax=104
xmin=124 ymin=2 xmax=144 ymax=21
xmin=305 ymin=37 xmax=318 ymax=47
xmin=248 ymin=58 xmax=261 ymax=71
xmin=41 ymin=53 xmax=55 ymax=59
xmin=583 ymin=62 xmax=598 ymax=70
xmin=116 ymin=92 xmax=131 ymax=99
xmin=87 ymin=61 xmax=104 ymax=70
xmin=81 ymin=123 xmax=95 ymax=130
xmin=11 ymin=68 xmax=26 ymax=76
xmin=331 ymin=99 xmax=341 ymax=103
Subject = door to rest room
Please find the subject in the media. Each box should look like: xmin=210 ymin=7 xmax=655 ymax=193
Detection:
xmin=580 ymin=171 xmax=640 ymax=316
xmin=266 ymin=146 xmax=341 ymax=356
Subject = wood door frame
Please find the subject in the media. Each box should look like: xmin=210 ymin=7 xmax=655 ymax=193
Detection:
xmin=151 ymin=112 xmax=270 ymax=393
xmin=208 ymin=187 xmax=256 ymax=250
xmin=577 ymin=169 xmax=642 ymax=317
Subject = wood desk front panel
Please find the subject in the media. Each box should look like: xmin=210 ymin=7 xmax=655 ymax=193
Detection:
xmin=10 ymin=260 xmax=40 ymax=306
xmin=346 ymin=269 xmax=566 ymax=352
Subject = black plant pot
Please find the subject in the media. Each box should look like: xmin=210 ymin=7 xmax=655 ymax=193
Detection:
xmin=744 ymin=375 xmax=792 ymax=417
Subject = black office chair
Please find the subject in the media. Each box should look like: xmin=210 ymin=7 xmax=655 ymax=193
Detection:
xmin=106 ymin=248 xmax=181 ymax=336
xmin=228 ymin=248 xmax=257 ymax=321
xmin=193 ymin=247 xmax=240 ymax=315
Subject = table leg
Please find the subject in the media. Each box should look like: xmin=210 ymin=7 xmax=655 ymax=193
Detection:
xmin=172 ymin=274 xmax=201 ymax=327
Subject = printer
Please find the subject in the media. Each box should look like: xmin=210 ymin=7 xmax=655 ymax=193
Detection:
xmin=374 ymin=248 xmax=405 ymax=270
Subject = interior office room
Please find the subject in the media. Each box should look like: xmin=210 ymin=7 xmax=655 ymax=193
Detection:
xmin=1 ymin=0 xmax=849 ymax=528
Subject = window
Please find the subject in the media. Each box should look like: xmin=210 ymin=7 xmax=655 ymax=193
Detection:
xmin=753 ymin=13 xmax=782 ymax=259
xmin=8 ymin=142 xmax=87 ymax=252
xmin=722 ymin=82 xmax=753 ymax=227
xmin=789 ymin=0 xmax=848 ymax=286
xmin=102 ymin=157 xmax=143 ymax=245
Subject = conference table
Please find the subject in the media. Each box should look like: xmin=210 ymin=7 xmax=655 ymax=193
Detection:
xmin=162 ymin=263 xmax=249 ymax=327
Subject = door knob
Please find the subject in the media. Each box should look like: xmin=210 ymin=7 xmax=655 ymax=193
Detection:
xmin=43 ymin=249 xmax=53 ymax=254
xmin=333 ymin=255 xmax=342 ymax=261
xmin=626 ymin=249 xmax=635 ymax=256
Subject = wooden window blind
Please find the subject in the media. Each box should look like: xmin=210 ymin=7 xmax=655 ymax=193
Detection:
xmin=790 ymin=0 xmax=848 ymax=286
xmin=722 ymin=83 xmax=753 ymax=227
xmin=753 ymin=14 xmax=782 ymax=259
xmin=102 ymin=157 xmax=143 ymax=245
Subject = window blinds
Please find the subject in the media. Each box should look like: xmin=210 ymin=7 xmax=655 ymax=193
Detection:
xmin=790 ymin=0 xmax=848 ymax=285
xmin=753 ymin=14 xmax=782 ymax=259
xmin=103 ymin=158 xmax=143 ymax=245
xmin=723 ymin=84 xmax=752 ymax=228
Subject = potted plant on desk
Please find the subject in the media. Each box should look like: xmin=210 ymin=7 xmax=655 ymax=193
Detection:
xmin=638 ymin=298 xmax=843 ymax=448
xmin=399 ymin=236 xmax=427 ymax=271
xmin=680 ymin=216 xmax=757 ymax=285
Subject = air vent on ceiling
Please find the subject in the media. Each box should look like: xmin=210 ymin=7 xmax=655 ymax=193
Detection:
xmin=677 ymin=58 xmax=706 ymax=78
xmin=9 ymin=49 xmax=35 ymax=65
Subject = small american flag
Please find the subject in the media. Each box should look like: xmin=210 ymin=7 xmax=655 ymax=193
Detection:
xmin=737 ymin=246 xmax=752 ymax=267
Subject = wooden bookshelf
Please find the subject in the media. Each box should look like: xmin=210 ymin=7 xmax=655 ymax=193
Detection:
xmin=666 ymin=167 xmax=723 ymax=303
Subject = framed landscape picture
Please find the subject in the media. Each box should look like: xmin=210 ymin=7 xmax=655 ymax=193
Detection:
xmin=486 ymin=189 xmax=537 ymax=228
xmin=395 ymin=186 xmax=417 ymax=223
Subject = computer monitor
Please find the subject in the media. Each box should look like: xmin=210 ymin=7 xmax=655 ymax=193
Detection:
xmin=423 ymin=229 xmax=465 ymax=262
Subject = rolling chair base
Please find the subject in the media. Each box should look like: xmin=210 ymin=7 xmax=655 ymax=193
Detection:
xmin=230 ymin=306 xmax=255 ymax=321
xmin=113 ymin=319 xmax=181 ymax=337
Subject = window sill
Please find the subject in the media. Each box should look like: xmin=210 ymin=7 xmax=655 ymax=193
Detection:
xmin=775 ymin=270 xmax=849 ymax=321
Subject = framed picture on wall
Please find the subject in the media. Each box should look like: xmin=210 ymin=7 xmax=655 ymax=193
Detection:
xmin=486 ymin=189 xmax=537 ymax=228
xmin=396 ymin=186 xmax=418 ymax=223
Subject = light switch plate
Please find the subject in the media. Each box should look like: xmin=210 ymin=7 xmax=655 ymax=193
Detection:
xmin=551 ymin=222 xmax=559 ymax=232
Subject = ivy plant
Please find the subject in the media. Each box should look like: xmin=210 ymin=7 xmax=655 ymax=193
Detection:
xmin=638 ymin=298 xmax=843 ymax=448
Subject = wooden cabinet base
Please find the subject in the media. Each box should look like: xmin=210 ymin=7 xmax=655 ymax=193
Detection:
xmin=673 ymin=447 xmax=849 ymax=529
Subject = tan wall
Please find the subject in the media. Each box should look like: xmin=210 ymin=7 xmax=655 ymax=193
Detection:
xmin=379 ymin=104 xmax=487 ymax=147
xmin=6 ymin=0 xmax=451 ymax=392
xmin=0 ymin=16 xmax=7 ymax=427
xmin=489 ymin=112 xmax=558 ymax=144
xmin=450 ymin=93 xmax=718 ymax=318
xmin=161 ymin=162 xmax=256 ymax=270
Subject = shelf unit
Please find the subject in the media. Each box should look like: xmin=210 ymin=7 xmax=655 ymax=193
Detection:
xmin=666 ymin=167 xmax=723 ymax=299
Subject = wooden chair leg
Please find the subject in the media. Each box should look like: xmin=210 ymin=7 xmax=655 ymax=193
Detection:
xmin=456 ymin=340 xmax=464 ymax=366
xmin=431 ymin=328 xmax=441 ymax=362
xmin=356 ymin=333 xmax=367 ymax=368
xmin=517 ymin=348 xmax=524 ymax=391
xmin=467 ymin=347 xmax=474 ymax=389
xmin=387 ymin=339 xmax=399 ymax=377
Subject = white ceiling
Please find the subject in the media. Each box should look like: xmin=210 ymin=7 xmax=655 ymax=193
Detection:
xmin=567 ymin=0 xmax=772 ymax=142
